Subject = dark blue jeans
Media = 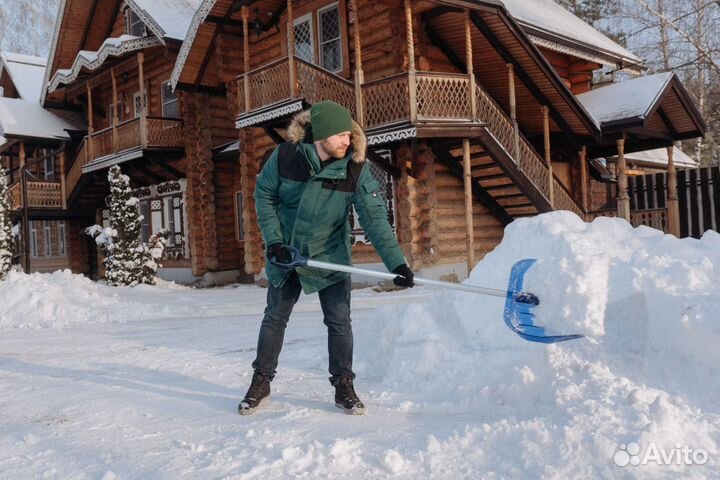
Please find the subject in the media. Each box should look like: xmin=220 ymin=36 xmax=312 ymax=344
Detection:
xmin=252 ymin=271 xmax=355 ymax=385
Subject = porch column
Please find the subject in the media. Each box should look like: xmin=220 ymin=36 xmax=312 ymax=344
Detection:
xmin=507 ymin=63 xmax=519 ymax=158
xmin=59 ymin=149 xmax=67 ymax=209
xmin=579 ymin=145 xmax=588 ymax=214
xmin=111 ymin=67 xmax=119 ymax=152
xmin=404 ymin=0 xmax=417 ymax=123
xmin=616 ymin=137 xmax=630 ymax=221
xmin=465 ymin=10 xmax=477 ymax=121
xmin=19 ymin=142 xmax=30 ymax=272
xmin=666 ymin=146 xmax=681 ymax=236
xmin=462 ymin=138 xmax=475 ymax=274
xmin=542 ymin=105 xmax=554 ymax=208
xmin=241 ymin=6 xmax=251 ymax=112
xmin=287 ymin=0 xmax=296 ymax=98
xmin=351 ymin=0 xmax=364 ymax=127
xmin=86 ymin=82 xmax=94 ymax=159
xmin=137 ymin=51 xmax=148 ymax=147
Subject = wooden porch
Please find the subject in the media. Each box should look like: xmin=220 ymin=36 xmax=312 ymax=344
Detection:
xmin=7 ymin=181 xmax=64 ymax=210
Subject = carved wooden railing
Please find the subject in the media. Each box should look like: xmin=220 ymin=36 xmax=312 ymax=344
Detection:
xmin=416 ymin=72 xmax=472 ymax=121
xmin=235 ymin=57 xmax=356 ymax=119
xmin=116 ymin=117 xmax=142 ymax=152
xmin=91 ymin=125 xmax=115 ymax=159
xmin=362 ymin=73 xmax=410 ymax=128
xmin=587 ymin=208 xmax=668 ymax=232
xmin=146 ymin=117 xmax=184 ymax=147
xmin=6 ymin=180 xmax=62 ymax=209
xmin=474 ymin=84 xmax=584 ymax=216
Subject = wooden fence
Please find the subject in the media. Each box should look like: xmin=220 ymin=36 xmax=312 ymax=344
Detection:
xmin=628 ymin=166 xmax=719 ymax=238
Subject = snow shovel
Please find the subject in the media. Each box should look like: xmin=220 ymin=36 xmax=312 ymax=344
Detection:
xmin=270 ymin=246 xmax=584 ymax=344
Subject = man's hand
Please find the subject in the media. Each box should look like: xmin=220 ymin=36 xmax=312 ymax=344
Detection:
xmin=267 ymin=244 xmax=292 ymax=265
xmin=392 ymin=264 xmax=415 ymax=288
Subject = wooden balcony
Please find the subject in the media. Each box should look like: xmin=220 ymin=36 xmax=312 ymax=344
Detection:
xmin=232 ymin=57 xmax=475 ymax=129
xmin=66 ymin=117 xmax=184 ymax=199
xmin=7 ymin=181 xmax=63 ymax=210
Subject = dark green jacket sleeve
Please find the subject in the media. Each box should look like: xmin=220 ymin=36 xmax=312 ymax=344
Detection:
xmin=353 ymin=164 xmax=406 ymax=271
xmin=254 ymin=149 xmax=283 ymax=248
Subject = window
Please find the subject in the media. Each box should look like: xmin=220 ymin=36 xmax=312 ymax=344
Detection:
xmin=294 ymin=13 xmax=315 ymax=63
xmin=235 ymin=192 xmax=244 ymax=241
xmin=44 ymin=221 xmax=52 ymax=256
xmin=58 ymin=222 xmax=66 ymax=256
xmin=161 ymin=81 xmax=180 ymax=119
xmin=317 ymin=4 xmax=342 ymax=73
xmin=350 ymin=150 xmax=396 ymax=245
xmin=139 ymin=200 xmax=150 ymax=243
xmin=30 ymin=222 xmax=38 ymax=257
xmin=126 ymin=9 xmax=146 ymax=37
xmin=133 ymin=90 xmax=148 ymax=118
xmin=44 ymin=154 xmax=55 ymax=180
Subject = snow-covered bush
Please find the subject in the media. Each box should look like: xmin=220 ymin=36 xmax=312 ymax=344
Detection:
xmin=85 ymin=166 xmax=167 ymax=286
xmin=0 ymin=173 xmax=15 ymax=280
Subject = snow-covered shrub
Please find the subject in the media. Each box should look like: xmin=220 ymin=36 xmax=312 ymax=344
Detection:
xmin=0 ymin=173 xmax=15 ymax=280
xmin=85 ymin=166 xmax=167 ymax=287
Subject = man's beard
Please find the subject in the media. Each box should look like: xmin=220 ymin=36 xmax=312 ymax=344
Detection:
xmin=319 ymin=139 xmax=348 ymax=159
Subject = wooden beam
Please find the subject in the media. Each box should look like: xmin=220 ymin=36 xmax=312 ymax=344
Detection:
xmin=242 ymin=6 xmax=251 ymax=112
xmin=287 ymin=0 xmax=296 ymax=97
xmin=351 ymin=0 xmax=364 ymax=127
xmin=579 ymin=145 xmax=588 ymax=213
xmin=205 ymin=15 xmax=246 ymax=29
xmin=657 ymin=107 xmax=679 ymax=137
xmin=137 ymin=52 xmax=147 ymax=148
xmin=422 ymin=6 xmax=463 ymax=21
xmin=59 ymin=150 xmax=67 ymax=210
xmin=128 ymin=162 xmax=168 ymax=183
xmin=666 ymin=146 xmax=680 ymax=236
xmin=616 ymin=137 xmax=630 ymax=221
xmin=148 ymin=158 xmax=184 ymax=179
xmin=465 ymin=10 xmax=477 ymax=122
xmin=423 ymin=23 xmax=466 ymax=74
xmin=86 ymin=82 xmax=94 ymax=160
xmin=462 ymin=138 xmax=475 ymax=274
xmin=508 ymin=63 xmax=519 ymax=158
xmin=542 ymin=105 xmax=554 ymax=207
xmin=405 ymin=0 xmax=417 ymax=123
xmin=111 ymin=67 xmax=119 ymax=152
xmin=263 ymin=126 xmax=285 ymax=145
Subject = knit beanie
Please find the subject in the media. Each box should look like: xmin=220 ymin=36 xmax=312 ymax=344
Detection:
xmin=310 ymin=101 xmax=353 ymax=141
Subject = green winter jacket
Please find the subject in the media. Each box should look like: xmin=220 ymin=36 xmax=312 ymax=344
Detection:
xmin=254 ymin=110 xmax=406 ymax=294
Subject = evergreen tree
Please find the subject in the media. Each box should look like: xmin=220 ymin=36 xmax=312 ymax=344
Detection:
xmin=86 ymin=166 xmax=167 ymax=286
xmin=0 ymin=173 xmax=15 ymax=280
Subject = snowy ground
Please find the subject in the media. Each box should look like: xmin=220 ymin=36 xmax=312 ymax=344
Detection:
xmin=1 ymin=212 xmax=718 ymax=479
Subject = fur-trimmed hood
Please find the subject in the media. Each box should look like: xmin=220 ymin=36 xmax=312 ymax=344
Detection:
xmin=286 ymin=109 xmax=367 ymax=163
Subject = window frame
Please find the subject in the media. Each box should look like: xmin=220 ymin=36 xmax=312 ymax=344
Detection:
xmin=43 ymin=221 xmax=52 ymax=256
xmin=126 ymin=8 xmax=146 ymax=37
xmin=58 ymin=222 xmax=66 ymax=256
xmin=316 ymin=2 xmax=343 ymax=74
xmin=30 ymin=221 xmax=38 ymax=258
xmin=293 ymin=12 xmax=316 ymax=64
xmin=160 ymin=80 xmax=180 ymax=119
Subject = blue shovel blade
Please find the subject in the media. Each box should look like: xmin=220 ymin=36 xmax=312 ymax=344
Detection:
xmin=503 ymin=259 xmax=584 ymax=344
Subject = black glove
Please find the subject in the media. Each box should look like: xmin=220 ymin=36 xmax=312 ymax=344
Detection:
xmin=392 ymin=264 xmax=415 ymax=288
xmin=267 ymin=244 xmax=292 ymax=265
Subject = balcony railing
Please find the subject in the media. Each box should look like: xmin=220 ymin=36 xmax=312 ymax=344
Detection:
xmin=7 ymin=181 xmax=63 ymax=210
xmin=66 ymin=117 xmax=184 ymax=199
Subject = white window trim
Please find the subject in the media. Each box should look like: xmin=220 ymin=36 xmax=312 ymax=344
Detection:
xmin=317 ymin=2 xmax=343 ymax=74
xmin=30 ymin=222 xmax=38 ymax=257
xmin=160 ymin=80 xmax=180 ymax=119
xmin=58 ymin=222 xmax=66 ymax=256
xmin=293 ymin=12 xmax=315 ymax=64
xmin=133 ymin=89 xmax=148 ymax=118
xmin=126 ymin=8 xmax=146 ymax=37
xmin=44 ymin=221 xmax=52 ymax=256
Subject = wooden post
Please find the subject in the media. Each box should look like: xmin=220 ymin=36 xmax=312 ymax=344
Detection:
xmin=462 ymin=138 xmax=475 ymax=275
xmin=465 ymin=10 xmax=476 ymax=121
xmin=579 ymin=145 xmax=588 ymax=214
xmin=59 ymin=149 xmax=67 ymax=209
xmin=666 ymin=146 xmax=681 ymax=236
xmin=86 ymin=82 xmax=94 ymax=160
xmin=287 ymin=0 xmax=296 ymax=98
xmin=616 ymin=137 xmax=630 ymax=221
xmin=351 ymin=0 xmax=364 ymax=127
xmin=137 ymin=52 xmax=148 ymax=148
xmin=507 ymin=63 xmax=519 ymax=159
xmin=19 ymin=142 xmax=30 ymax=272
xmin=241 ymin=6 xmax=251 ymax=112
xmin=542 ymin=105 xmax=554 ymax=208
xmin=405 ymin=0 xmax=417 ymax=123
xmin=111 ymin=67 xmax=118 ymax=152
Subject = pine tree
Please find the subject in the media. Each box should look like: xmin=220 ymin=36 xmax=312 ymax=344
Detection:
xmin=0 ymin=173 xmax=15 ymax=280
xmin=86 ymin=166 xmax=166 ymax=286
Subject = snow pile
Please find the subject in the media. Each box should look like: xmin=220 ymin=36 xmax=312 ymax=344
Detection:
xmin=358 ymin=212 xmax=720 ymax=477
xmin=0 ymin=269 xmax=172 ymax=329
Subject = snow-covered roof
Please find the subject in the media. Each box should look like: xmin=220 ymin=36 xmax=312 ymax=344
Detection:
xmin=126 ymin=0 xmax=203 ymax=42
xmin=500 ymin=0 xmax=644 ymax=72
xmin=576 ymin=72 xmax=673 ymax=127
xmin=613 ymin=146 xmax=698 ymax=169
xmin=48 ymin=35 xmax=163 ymax=92
xmin=0 ymin=52 xmax=47 ymax=102
xmin=0 ymin=97 xmax=81 ymax=141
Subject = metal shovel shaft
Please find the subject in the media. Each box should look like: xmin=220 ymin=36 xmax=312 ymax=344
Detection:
xmin=306 ymin=259 xmax=511 ymax=299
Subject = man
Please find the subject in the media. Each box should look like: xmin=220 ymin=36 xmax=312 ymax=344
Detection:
xmin=239 ymin=101 xmax=414 ymax=415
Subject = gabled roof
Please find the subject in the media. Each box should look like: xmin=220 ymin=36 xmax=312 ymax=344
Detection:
xmin=0 ymin=97 xmax=83 ymax=141
xmin=501 ymin=0 xmax=644 ymax=73
xmin=0 ymin=52 xmax=47 ymax=102
xmin=617 ymin=146 xmax=698 ymax=169
xmin=48 ymin=35 xmax=164 ymax=93
xmin=126 ymin=0 xmax=204 ymax=42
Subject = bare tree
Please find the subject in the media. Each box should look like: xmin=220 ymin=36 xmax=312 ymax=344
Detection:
xmin=0 ymin=0 xmax=60 ymax=56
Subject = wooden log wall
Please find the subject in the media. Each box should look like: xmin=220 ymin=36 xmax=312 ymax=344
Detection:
xmin=179 ymin=91 xmax=219 ymax=275
xmin=68 ymin=218 xmax=91 ymax=274
xmin=213 ymin=157 xmax=244 ymax=271
xmin=239 ymin=127 xmax=265 ymax=275
xmin=350 ymin=0 xmax=407 ymax=81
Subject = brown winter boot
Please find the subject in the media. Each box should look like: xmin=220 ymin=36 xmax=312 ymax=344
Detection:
xmin=238 ymin=373 xmax=271 ymax=415
xmin=334 ymin=377 xmax=365 ymax=415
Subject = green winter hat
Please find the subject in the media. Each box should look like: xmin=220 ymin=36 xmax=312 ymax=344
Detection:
xmin=310 ymin=101 xmax=353 ymax=141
